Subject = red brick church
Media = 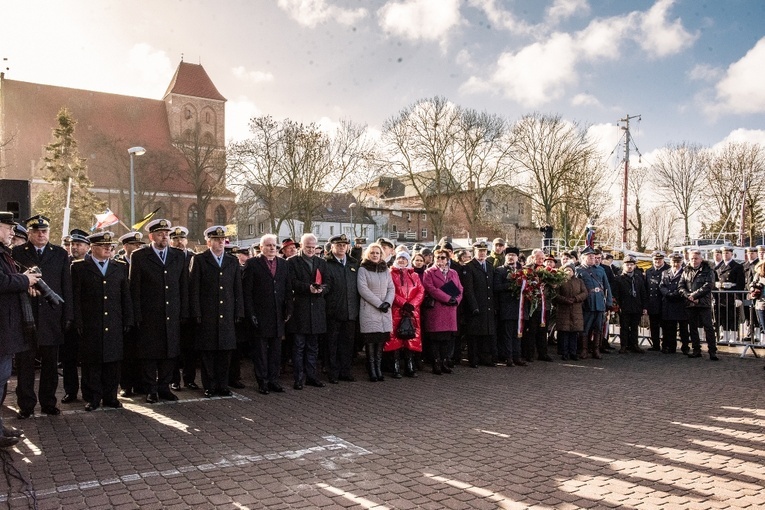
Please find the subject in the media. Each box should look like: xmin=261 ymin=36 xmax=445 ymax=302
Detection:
xmin=0 ymin=60 xmax=235 ymax=242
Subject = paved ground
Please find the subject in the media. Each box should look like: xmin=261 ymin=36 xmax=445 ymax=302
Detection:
xmin=1 ymin=343 xmax=764 ymax=509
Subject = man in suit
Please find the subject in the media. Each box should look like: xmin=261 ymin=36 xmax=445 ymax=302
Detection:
xmin=461 ymin=241 xmax=497 ymax=366
xmin=715 ymin=246 xmax=745 ymax=344
xmin=129 ymin=219 xmax=188 ymax=403
xmin=189 ymin=226 xmax=244 ymax=398
xmin=169 ymin=226 xmax=199 ymax=391
xmin=243 ymin=234 xmax=293 ymax=394
xmin=71 ymin=231 xmax=133 ymax=411
xmin=13 ymin=214 xmax=73 ymax=418
xmin=116 ymin=231 xmax=146 ymax=397
xmin=0 ymin=213 xmax=40 ymax=445
xmin=287 ymin=233 xmax=330 ymax=390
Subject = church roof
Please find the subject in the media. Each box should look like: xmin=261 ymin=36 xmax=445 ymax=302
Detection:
xmin=163 ymin=61 xmax=226 ymax=102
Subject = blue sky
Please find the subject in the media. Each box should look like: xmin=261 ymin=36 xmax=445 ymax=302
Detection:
xmin=2 ymin=0 xmax=764 ymax=165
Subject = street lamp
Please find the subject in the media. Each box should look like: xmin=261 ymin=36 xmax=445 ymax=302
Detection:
xmin=349 ymin=203 xmax=357 ymax=237
xmin=128 ymin=147 xmax=146 ymax=227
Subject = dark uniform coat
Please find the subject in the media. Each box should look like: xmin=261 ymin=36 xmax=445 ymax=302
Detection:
xmin=612 ymin=271 xmax=647 ymax=314
xmin=0 ymin=245 xmax=32 ymax=355
xmin=189 ymin=250 xmax=244 ymax=351
xmin=323 ymin=254 xmax=360 ymax=322
xmin=12 ymin=242 xmax=73 ymax=346
xmin=243 ymin=255 xmax=293 ymax=339
xmin=461 ymin=258 xmax=496 ymax=335
xmin=71 ymin=257 xmax=134 ymax=363
xmin=716 ymin=260 xmax=745 ymax=294
xmin=494 ymin=265 xmax=523 ymax=321
xmin=645 ymin=264 xmax=670 ymax=315
xmin=659 ymin=267 xmax=688 ymax=321
xmin=129 ymin=245 xmax=188 ymax=359
xmin=287 ymin=254 xmax=331 ymax=335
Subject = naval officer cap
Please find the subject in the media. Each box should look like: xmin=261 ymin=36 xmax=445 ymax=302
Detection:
xmin=146 ymin=218 xmax=172 ymax=233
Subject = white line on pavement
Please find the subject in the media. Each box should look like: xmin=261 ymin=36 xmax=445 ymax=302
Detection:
xmin=475 ymin=429 xmax=511 ymax=438
xmin=423 ymin=472 xmax=551 ymax=510
xmin=316 ymin=483 xmax=390 ymax=510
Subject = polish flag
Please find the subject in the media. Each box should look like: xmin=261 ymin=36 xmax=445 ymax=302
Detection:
xmin=95 ymin=209 xmax=119 ymax=229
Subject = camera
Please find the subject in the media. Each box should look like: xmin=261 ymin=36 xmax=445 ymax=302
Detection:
xmin=27 ymin=266 xmax=65 ymax=306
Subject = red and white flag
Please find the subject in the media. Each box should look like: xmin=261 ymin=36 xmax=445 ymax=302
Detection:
xmin=94 ymin=209 xmax=119 ymax=229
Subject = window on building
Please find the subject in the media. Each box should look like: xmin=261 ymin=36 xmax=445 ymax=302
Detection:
xmin=421 ymin=228 xmax=427 ymax=239
xmin=187 ymin=204 xmax=199 ymax=232
xmin=329 ymin=226 xmax=335 ymax=236
xmin=248 ymin=224 xmax=254 ymax=235
xmin=421 ymin=213 xmax=427 ymax=220
xmin=205 ymin=111 xmax=211 ymax=124
xmin=519 ymin=203 xmax=525 ymax=215
xmin=391 ymin=224 xmax=398 ymax=232
xmin=313 ymin=225 xmax=321 ymax=236
xmin=185 ymin=108 xmax=192 ymax=120
xmin=406 ymin=212 xmax=412 ymax=221
xmin=214 ymin=205 xmax=226 ymax=225
xmin=258 ymin=222 xmax=265 ymax=234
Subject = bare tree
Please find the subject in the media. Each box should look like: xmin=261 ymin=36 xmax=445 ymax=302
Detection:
xmin=509 ymin=113 xmax=598 ymax=230
xmin=644 ymin=206 xmax=680 ymax=251
xmin=627 ymin=165 xmax=649 ymax=252
xmin=382 ymin=96 xmax=462 ymax=240
xmin=558 ymin=154 xmax=611 ymax=246
xmin=651 ymin=142 xmax=707 ymax=243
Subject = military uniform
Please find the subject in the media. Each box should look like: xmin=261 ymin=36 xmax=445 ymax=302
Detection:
xmin=72 ymin=232 xmax=133 ymax=410
xmin=715 ymin=249 xmax=745 ymax=341
xmin=116 ymin=231 xmax=146 ymax=396
xmin=644 ymin=253 xmax=670 ymax=351
xmin=461 ymin=242 xmax=497 ymax=366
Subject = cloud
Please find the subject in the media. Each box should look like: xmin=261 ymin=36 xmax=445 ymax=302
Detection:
xmin=232 ymin=66 xmax=275 ymax=84
xmin=226 ymin=96 xmax=263 ymax=143
xmin=712 ymin=128 xmax=765 ymax=149
xmin=547 ymin=0 xmax=590 ymax=26
xmin=707 ymin=37 xmax=765 ymax=115
xmin=467 ymin=0 xmax=531 ymax=35
xmin=587 ymin=122 xmax=621 ymax=160
xmin=687 ymin=63 xmax=722 ymax=82
xmin=637 ymin=0 xmax=697 ymax=58
xmin=378 ymin=0 xmax=462 ymax=45
xmin=571 ymin=93 xmax=602 ymax=108
xmin=277 ymin=0 xmax=367 ymax=28
xmin=462 ymin=0 xmax=696 ymax=107
xmin=127 ymin=43 xmax=174 ymax=97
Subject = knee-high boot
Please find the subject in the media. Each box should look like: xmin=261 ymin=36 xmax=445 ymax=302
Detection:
xmin=392 ymin=350 xmax=402 ymax=379
xmin=431 ymin=342 xmax=442 ymax=375
xmin=365 ymin=343 xmax=377 ymax=382
xmin=374 ymin=342 xmax=384 ymax=381
xmin=590 ymin=332 xmax=602 ymax=359
xmin=578 ymin=333 xmax=589 ymax=359
xmin=404 ymin=350 xmax=417 ymax=377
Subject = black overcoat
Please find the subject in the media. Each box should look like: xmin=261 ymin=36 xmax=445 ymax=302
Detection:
xmin=493 ymin=265 xmax=523 ymax=321
xmin=0 ymin=246 xmax=32 ymax=356
xmin=659 ymin=267 xmax=688 ymax=321
xmin=72 ymin=257 xmax=133 ymax=363
xmin=286 ymin=255 xmax=331 ymax=335
xmin=323 ymin=254 xmax=360 ymax=322
xmin=242 ymin=255 xmax=293 ymax=339
xmin=189 ymin=250 xmax=244 ymax=351
xmin=461 ymin=258 xmax=496 ymax=335
xmin=612 ymin=271 xmax=647 ymax=314
xmin=12 ymin=242 xmax=73 ymax=346
xmin=644 ymin=264 xmax=669 ymax=315
xmin=129 ymin=245 xmax=188 ymax=359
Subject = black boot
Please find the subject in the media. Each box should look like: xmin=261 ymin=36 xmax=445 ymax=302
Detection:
xmin=392 ymin=350 xmax=402 ymax=379
xmin=405 ymin=351 xmax=417 ymax=377
xmin=374 ymin=342 xmax=384 ymax=381
xmin=441 ymin=359 xmax=452 ymax=374
xmin=365 ymin=343 xmax=377 ymax=382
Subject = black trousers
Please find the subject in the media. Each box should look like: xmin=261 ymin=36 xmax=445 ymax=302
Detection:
xmin=619 ymin=312 xmax=642 ymax=348
xmin=61 ymin=329 xmax=80 ymax=396
xmin=141 ymin=358 xmax=176 ymax=395
xmin=687 ymin=307 xmax=717 ymax=354
xmin=120 ymin=334 xmax=142 ymax=393
xmin=172 ymin=322 xmax=198 ymax=386
xmin=467 ymin=334 xmax=496 ymax=365
xmin=16 ymin=345 xmax=59 ymax=412
xmin=662 ymin=320 xmax=690 ymax=353
xmin=201 ymin=350 xmax=232 ymax=391
xmin=82 ymin=361 xmax=120 ymax=405
xmin=252 ymin=336 xmax=282 ymax=386
xmin=523 ymin=313 xmax=548 ymax=359
xmin=326 ymin=319 xmax=356 ymax=379
xmin=648 ymin=313 xmax=662 ymax=348
xmin=499 ymin=319 xmax=523 ymax=361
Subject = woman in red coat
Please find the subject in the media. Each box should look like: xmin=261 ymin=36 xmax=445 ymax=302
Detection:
xmin=385 ymin=252 xmax=424 ymax=377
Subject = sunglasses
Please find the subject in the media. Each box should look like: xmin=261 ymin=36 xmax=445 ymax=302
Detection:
xmin=437 ymin=255 xmax=448 ymax=260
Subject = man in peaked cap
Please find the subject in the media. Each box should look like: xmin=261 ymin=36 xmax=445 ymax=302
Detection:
xmin=168 ymin=225 xmax=199 ymax=392
xmin=645 ymin=251 xmax=670 ymax=352
xmin=189 ymin=226 xmax=244 ymax=398
xmin=376 ymin=237 xmax=396 ymax=267
xmin=71 ymin=231 xmax=133 ymax=411
xmin=612 ymin=255 xmax=648 ymax=354
xmin=129 ymin=218 xmax=189 ymax=403
xmin=12 ymin=224 xmax=28 ymax=247
xmin=12 ymin=214 xmax=73 ymax=418
xmin=462 ymin=240 xmax=496 ymax=367
xmin=575 ymin=245 xmax=612 ymax=360
xmin=116 ymin=231 xmax=145 ymax=397
xmin=715 ymin=246 xmax=745 ymax=344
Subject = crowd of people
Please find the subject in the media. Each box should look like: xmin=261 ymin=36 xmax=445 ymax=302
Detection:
xmin=1 ymin=211 xmax=761 ymax=450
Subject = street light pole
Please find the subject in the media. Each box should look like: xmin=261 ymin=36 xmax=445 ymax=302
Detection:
xmin=349 ymin=202 xmax=357 ymax=237
xmin=128 ymin=147 xmax=146 ymax=227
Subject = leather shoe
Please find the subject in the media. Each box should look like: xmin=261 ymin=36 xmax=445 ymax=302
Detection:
xmin=158 ymin=391 xmax=179 ymax=401
xmin=61 ymin=394 xmax=77 ymax=404
xmin=104 ymin=400 xmax=123 ymax=409
xmin=306 ymin=379 xmax=325 ymax=388
xmin=293 ymin=383 xmax=303 ymax=390
xmin=85 ymin=403 xmax=99 ymax=412
xmin=146 ymin=393 xmax=159 ymax=404
xmin=268 ymin=383 xmax=285 ymax=392
xmin=41 ymin=407 xmax=61 ymax=416
xmin=338 ymin=375 xmax=355 ymax=382
xmin=0 ymin=437 xmax=19 ymax=449
xmin=2 ymin=426 xmax=23 ymax=438
xmin=170 ymin=383 xmax=181 ymax=391
xmin=119 ymin=389 xmax=134 ymax=398
xmin=217 ymin=388 xmax=233 ymax=397
xmin=17 ymin=410 xmax=33 ymax=420
xmin=688 ymin=352 xmax=702 ymax=358
xmin=230 ymin=380 xmax=246 ymax=389
xmin=258 ymin=385 xmax=269 ymax=395
xmin=203 ymin=389 xmax=215 ymax=398
xmin=710 ymin=354 xmax=719 ymax=361
xmin=328 ymin=378 xmax=339 ymax=384
xmin=185 ymin=382 xmax=200 ymax=390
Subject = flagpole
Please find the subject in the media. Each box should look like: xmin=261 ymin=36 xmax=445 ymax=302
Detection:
xmin=62 ymin=177 xmax=72 ymax=239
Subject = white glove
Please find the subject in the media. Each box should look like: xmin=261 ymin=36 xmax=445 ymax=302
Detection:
xmin=735 ymin=299 xmax=743 ymax=307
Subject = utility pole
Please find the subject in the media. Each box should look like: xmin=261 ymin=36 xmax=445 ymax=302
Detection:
xmin=618 ymin=114 xmax=641 ymax=250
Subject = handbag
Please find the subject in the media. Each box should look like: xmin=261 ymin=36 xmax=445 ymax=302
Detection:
xmin=423 ymin=295 xmax=435 ymax=309
xmin=397 ymin=314 xmax=416 ymax=339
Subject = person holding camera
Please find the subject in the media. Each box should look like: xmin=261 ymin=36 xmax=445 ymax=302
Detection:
xmin=357 ymin=243 xmax=395 ymax=382
xmin=12 ymin=214 xmax=73 ymax=418
xmin=71 ymin=232 xmax=133 ymax=411
xmin=0 ymin=213 xmax=40 ymax=444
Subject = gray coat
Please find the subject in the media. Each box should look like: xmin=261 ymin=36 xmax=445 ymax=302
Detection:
xmin=357 ymin=261 xmax=394 ymax=334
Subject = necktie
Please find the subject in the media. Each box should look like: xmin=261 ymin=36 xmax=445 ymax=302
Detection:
xmin=217 ymin=256 xmax=223 ymax=267
xmin=37 ymin=249 xmax=43 ymax=257
xmin=481 ymin=262 xmax=486 ymax=273
xmin=99 ymin=260 xmax=106 ymax=275
xmin=160 ymin=250 xmax=166 ymax=263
